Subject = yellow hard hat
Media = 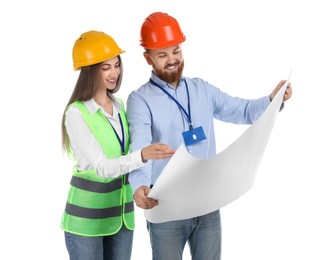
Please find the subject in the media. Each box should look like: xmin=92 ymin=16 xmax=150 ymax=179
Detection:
xmin=72 ymin=30 xmax=125 ymax=70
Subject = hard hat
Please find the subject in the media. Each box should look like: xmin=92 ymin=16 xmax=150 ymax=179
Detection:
xmin=72 ymin=30 xmax=125 ymax=70
xmin=140 ymin=12 xmax=186 ymax=49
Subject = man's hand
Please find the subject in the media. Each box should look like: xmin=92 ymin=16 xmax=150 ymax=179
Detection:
xmin=133 ymin=185 xmax=159 ymax=209
xmin=270 ymin=80 xmax=293 ymax=102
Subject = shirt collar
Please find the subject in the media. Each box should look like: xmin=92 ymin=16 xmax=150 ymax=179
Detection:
xmin=83 ymin=95 xmax=122 ymax=115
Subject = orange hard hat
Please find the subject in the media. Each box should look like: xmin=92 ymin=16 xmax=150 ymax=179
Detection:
xmin=72 ymin=30 xmax=125 ymax=70
xmin=140 ymin=12 xmax=186 ymax=49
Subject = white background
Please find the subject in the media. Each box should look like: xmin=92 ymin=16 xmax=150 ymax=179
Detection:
xmin=1 ymin=0 xmax=319 ymax=259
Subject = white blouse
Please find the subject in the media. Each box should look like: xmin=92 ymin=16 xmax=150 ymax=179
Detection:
xmin=65 ymin=97 xmax=145 ymax=178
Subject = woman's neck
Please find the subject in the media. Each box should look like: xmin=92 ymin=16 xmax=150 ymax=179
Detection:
xmin=94 ymin=94 xmax=113 ymax=115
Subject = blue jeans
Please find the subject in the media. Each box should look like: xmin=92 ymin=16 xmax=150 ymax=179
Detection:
xmin=64 ymin=226 xmax=133 ymax=260
xmin=147 ymin=210 xmax=221 ymax=260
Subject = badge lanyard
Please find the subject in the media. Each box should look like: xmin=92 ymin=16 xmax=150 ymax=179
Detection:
xmin=149 ymin=78 xmax=206 ymax=146
xmin=149 ymin=78 xmax=193 ymax=130
xmin=106 ymin=113 xmax=125 ymax=155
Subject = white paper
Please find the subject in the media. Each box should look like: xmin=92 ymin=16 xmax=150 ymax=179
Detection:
xmin=145 ymin=77 xmax=290 ymax=223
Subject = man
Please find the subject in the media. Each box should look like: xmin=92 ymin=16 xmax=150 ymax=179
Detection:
xmin=127 ymin=12 xmax=292 ymax=260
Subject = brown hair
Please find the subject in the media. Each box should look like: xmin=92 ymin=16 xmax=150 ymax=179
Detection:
xmin=61 ymin=56 xmax=123 ymax=152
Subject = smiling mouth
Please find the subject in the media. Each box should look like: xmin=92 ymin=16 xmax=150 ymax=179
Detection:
xmin=165 ymin=63 xmax=179 ymax=70
xmin=107 ymin=79 xmax=117 ymax=84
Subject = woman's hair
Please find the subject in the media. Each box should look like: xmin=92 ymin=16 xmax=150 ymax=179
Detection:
xmin=61 ymin=55 xmax=123 ymax=152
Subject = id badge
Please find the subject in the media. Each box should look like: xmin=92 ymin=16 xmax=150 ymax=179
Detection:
xmin=182 ymin=126 xmax=206 ymax=146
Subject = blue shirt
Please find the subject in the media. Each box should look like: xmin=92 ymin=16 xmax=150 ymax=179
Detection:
xmin=126 ymin=72 xmax=270 ymax=191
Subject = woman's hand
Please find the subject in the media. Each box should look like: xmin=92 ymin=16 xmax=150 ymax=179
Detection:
xmin=141 ymin=143 xmax=175 ymax=162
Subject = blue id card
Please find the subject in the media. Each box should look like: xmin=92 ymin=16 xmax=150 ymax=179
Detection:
xmin=182 ymin=126 xmax=206 ymax=146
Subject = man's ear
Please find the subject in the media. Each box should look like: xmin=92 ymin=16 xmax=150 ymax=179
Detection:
xmin=143 ymin=52 xmax=153 ymax=65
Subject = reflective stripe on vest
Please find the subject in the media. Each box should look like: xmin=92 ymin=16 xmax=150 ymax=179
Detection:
xmin=70 ymin=174 xmax=129 ymax=193
xmin=65 ymin=201 xmax=134 ymax=219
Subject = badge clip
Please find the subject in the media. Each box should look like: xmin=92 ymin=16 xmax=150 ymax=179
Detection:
xmin=182 ymin=126 xmax=206 ymax=146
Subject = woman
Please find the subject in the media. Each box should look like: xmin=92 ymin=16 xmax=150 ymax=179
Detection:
xmin=60 ymin=30 xmax=174 ymax=260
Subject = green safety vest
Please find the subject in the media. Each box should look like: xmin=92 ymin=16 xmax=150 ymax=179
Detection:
xmin=61 ymin=100 xmax=134 ymax=236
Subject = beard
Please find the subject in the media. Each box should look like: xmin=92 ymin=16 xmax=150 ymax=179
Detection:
xmin=154 ymin=60 xmax=184 ymax=84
